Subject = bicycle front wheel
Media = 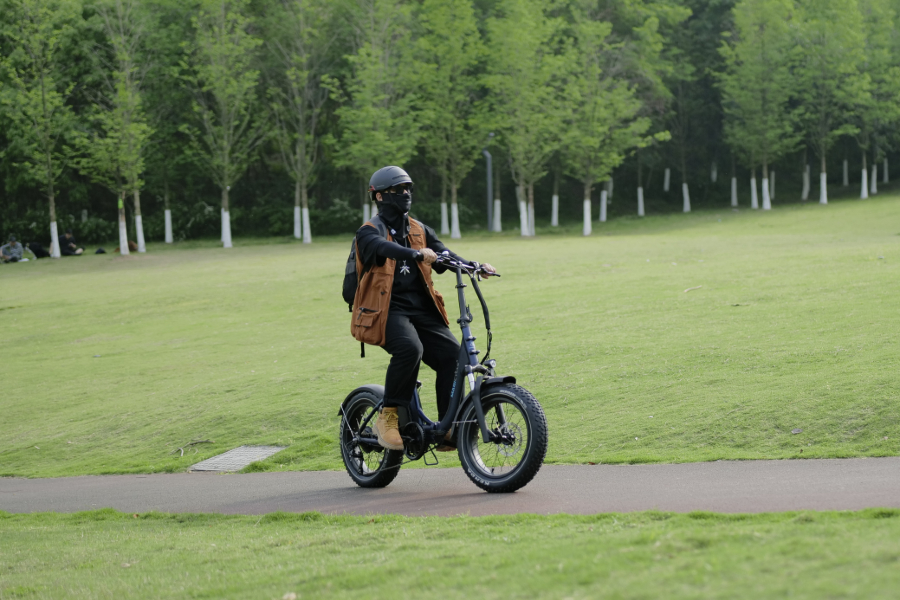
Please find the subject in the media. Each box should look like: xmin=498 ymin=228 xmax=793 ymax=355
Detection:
xmin=457 ymin=383 xmax=548 ymax=493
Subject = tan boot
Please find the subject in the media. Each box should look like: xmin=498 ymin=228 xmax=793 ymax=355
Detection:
xmin=374 ymin=407 xmax=403 ymax=450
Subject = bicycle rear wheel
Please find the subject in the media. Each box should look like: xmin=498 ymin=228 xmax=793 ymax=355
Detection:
xmin=339 ymin=392 xmax=403 ymax=488
xmin=457 ymin=383 xmax=547 ymax=493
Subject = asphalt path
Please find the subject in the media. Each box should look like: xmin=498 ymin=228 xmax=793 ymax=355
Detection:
xmin=2 ymin=458 xmax=899 ymax=516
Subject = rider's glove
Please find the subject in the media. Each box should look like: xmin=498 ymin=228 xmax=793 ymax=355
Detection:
xmin=417 ymin=248 xmax=438 ymax=264
xmin=481 ymin=262 xmax=497 ymax=277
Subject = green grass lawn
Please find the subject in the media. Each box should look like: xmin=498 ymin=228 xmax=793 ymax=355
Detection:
xmin=2 ymin=194 xmax=899 ymax=477
xmin=2 ymin=508 xmax=899 ymax=599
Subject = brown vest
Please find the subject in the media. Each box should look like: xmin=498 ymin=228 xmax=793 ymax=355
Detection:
xmin=351 ymin=218 xmax=450 ymax=346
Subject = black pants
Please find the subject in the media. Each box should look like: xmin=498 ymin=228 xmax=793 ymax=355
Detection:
xmin=382 ymin=310 xmax=460 ymax=420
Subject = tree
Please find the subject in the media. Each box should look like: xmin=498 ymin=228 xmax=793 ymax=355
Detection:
xmin=0 ymin=0 xmax=81 ymax=258
xmin=793 ymin=0 xmax=868 ymax=204
xmin=413 ymin=0 xmax=486 ymax=239
xmin=77 ymin=0 xmax=153 ymax=254
xmin=560 ymin=0 xmax=661 ymax=235
xmin=325 ymin=0 xmax=420 ymax=224
xmin=719 ymin=0 xmax=798 ymax=211
xmin=182 ymin=0 xmax=265 ymax=248
xmin=485 ymin=0 xmax=563 ymax=237
xmin=265 ymin=0 xmax=332 ymax=244
xmin=853 ymin=0 xmax=900 ymax=198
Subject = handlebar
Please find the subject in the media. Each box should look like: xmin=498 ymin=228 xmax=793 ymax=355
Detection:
xmin=433 ymin=252 xmax=500 ymax=277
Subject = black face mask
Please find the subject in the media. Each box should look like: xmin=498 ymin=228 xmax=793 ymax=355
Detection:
xmin=380 ymin=191 xmax=412 ymax=217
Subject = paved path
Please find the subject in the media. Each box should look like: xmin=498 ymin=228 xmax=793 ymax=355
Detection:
xmin=2 ymin=458 xmax=899 ymax=516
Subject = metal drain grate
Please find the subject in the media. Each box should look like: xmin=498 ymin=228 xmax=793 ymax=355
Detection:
xmin=190 ymin=445 xmax=287 ymax=472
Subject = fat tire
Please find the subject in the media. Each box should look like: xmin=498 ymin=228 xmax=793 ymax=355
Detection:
xmin=339 ymin=392 xmax=402 ymax=488
xmin=457 ymin=383 xmax=547 ymax=493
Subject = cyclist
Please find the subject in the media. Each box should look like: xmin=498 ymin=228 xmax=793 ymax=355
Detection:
xmin=354 ymin=166 xmax=495 ymax=451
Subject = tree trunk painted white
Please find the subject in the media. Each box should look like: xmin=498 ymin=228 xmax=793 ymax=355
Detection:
xmin=770 ymin=171 xmax=775 ymax=200
xmin=135 ymin=215 xmax=146 ymax=252
xmin=222 ymin=211 xmax=233 ymax=248
xmin=819 ymin=172 xmax=828 ymax=204
xmin=371 ymin=203 xmax=377 ymax=220
xmin=871 ymin=163 xmax=877 ymax=195
xmin=551 ymin=194 xmax=559 ymax=226
xmin=682 ymin=183 xmax=691 ymax=213
xmin=761 ymin=178 xmax=771 ymax=210
xmin=164 ymin=209 xmax=173 ymax=243
xmin=440 ymin=202 xmax=449 ymax=235
xmin=582 ymin=198 xmax=592 ymax=236
xmin=883 ymin=158 xmax=888 ymax=183
xmin=492 ymin=199 xmax=502 ymax=232
xmin=450 ymin=202 xmax=461 ymax=239
xmin=843 ymin=159 xmax=849 ymax=186
xmin=663 ymin=168 xmax=671 ymax=192
xmin=527 ymin=200 xmax=535 ymax=236
xmin=731 ymin=177 xmax=738 ymax=207
xmin=81 ymin=209 xmax=88 ymax=222
xmin=49 ymin=221 xmax=60 ymax=258
xmin=293 ymin=206 xmax=301 ymax=239
xmin=118 ymin=210 xmax=130 ymax=255
xmin=220 ymin=208 xmax=225 ymax=241
xmin=711 ymin=162 xmax=718 ymax=182
xmin=302 ymin=207 xmax=311 ymax=244
xmin=860 ymin=167 xmax=868 ymax=199
xmin=637 ymin=187 xmax=645 ymax=217
xmin=599 ymin=190 xmax=607 ymax=222
xmin=518 ymin=199 xmax=528 ymax=236
xmin=362 ymin=203 xmax=370 ymax=223
xmin=750 ymin=177 xmax=759 ymax=209
xmin=801 ymin=165 xmax=810 ymax=200
xmin=607 ymin=177 xmax=614 ymax=200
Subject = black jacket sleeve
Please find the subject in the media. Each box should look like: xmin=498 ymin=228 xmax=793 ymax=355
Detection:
xmin=421 ymin=223 xmax=469 ymax=274
xmin=356 ymin=224 xmax=419 ymax=267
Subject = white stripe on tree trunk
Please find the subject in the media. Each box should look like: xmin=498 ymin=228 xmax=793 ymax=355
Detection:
xmin=222 ymin=211 xmax=233 ymax=248
xmin=582 ymin=199 xmax=591 ymax=236
xmin=135 ymin=215 xmax=146 ymax=253
xmin=663 ymin=168 xmax=670 ymax=192
xmin=492 ymin=199 xmax=502 ymax=232
xmin=599 ymin=190 xmax=607 ymax=222
xmin=750 ymin=177 xmax=759 ymax=209
xmin=293 ymin=206 xmax=301 ymax=239
xmin=302 ymin=207 xmax=311 ymax=244
xmin=450 ymin=202 xmax=461 ymax=239
xmin=762 ymin=178 xmax=771 ymax=210
xmin=49 ymin=221 xmax=60 ymax=258
xmin=164 ymin=209 xmax=173 ymax=243
xmin=440 ymin=202 xmax=449 ymax=235
xmin=682 ymin=183 xmax=690 ymax=213
xmin=551 ymin=194 xmax=558 ymax=226
xmin=819 ymin=172 xmax=828 ymax=204
xmin=637 ymin=187 xmax=645 ymax=216
xmin=731 ymin=177 xmax=737 ymax=207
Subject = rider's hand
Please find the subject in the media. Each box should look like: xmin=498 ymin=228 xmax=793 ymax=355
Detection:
xmin=418 ymin=248 xmax=437 ymax=264
xmin=481 ymin=263 xmax=497 ymax=277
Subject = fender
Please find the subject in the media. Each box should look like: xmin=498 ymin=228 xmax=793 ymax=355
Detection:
xmin=337 ymin=384 xmax=384 ymax=416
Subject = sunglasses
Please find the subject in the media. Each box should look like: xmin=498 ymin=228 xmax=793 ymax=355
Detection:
xmin=386 ymin=182 xmax=414 ymax=194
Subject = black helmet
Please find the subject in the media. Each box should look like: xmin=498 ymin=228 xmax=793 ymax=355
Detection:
xmin=368 ymin=166 xmax=412 ymax=201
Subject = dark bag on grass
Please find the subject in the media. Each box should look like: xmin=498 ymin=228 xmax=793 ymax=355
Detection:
xmin=342 ymin=214 xmax=388 ymax=310
xmin=26 ymin=242 xmax=50 ymax=258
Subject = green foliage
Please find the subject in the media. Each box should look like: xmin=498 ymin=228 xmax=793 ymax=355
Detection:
xmin=560 ymin=0 xmax=660 ymax=195
xmin=484 ymin=0 xmax=563 ymax=192
xmin=719 ymin=0 xmax=799 ymax=173
xmin=181 ymin=0 xmax=265 ymax=196
xmin=74 ymin=0 xmax=153 ymax=201
xmin=792 ymin=0 xmax=868 ymax=166
xmin=0 ymin=0 xmax=81 ymax=216
xmin=324 ymin=0 xmax=420 ymax=189
xmin=413 ymin=0 xmax=487 ymax=199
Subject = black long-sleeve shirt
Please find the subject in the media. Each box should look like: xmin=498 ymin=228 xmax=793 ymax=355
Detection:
xmin=356 ymin=216 xmax=467 ymax=315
